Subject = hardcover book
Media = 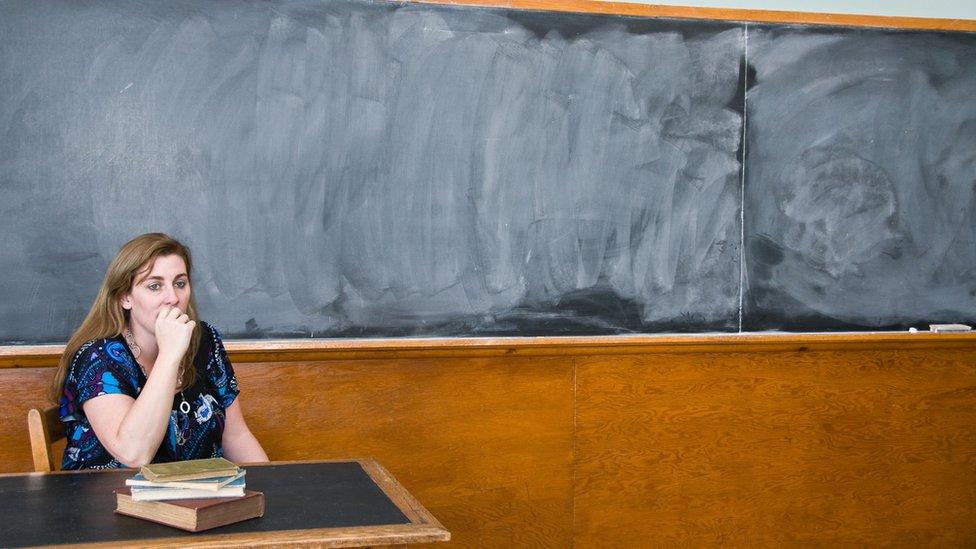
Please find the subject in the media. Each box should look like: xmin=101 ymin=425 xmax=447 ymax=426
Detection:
xmin=126 ymin=470 xmax=246 ymax=492
xmin=140 ymin=457 xmax=239 ymax=482
xmin=115 ymin=488 xmax=264 ymax=532
xmin=129 ymin=475 xmax=246 ymax=501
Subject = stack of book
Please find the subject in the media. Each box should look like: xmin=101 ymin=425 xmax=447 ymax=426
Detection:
xmin=127 ymin=457 xmax=246 ymax=500
xmin=114 ymin=457 xmax=264 ymax=532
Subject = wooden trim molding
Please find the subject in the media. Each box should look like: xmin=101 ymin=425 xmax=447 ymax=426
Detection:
xmin=409 ymin=0 xmax=976 ymax=32
xmin=2 ymin=332 xmax=974 ymax=368
xmin=361 ymin=459 xmax=450 ymax=537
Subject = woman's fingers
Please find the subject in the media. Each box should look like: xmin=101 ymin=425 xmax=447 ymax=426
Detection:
xmin=157 ymin=307 xmax=190 ymax=324
xmin=154 ymin=307 xmax=195 ymax=361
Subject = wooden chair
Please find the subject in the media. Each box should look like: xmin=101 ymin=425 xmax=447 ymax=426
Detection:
xmin=27 ymin=406 xmax=65 ymax=472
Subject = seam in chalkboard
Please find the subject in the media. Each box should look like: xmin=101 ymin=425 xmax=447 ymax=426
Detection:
xmin=738 ymin=24 xmax=749 ymax=334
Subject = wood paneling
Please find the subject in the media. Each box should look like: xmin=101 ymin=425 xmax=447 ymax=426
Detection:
xmin=0 ymin=366 xmax=62 ymax=472
xmin=575 ymin=348 xmax=976 ymax=546
xmin=411 ymin=0 xmax=976 ymax=32
xmin=0 ymin=354 xmax=574 ymax=548
xmin=2 ymin=334 xmax=975 ymax=546
xmin=210 ymin=356 xmax=573 ymax=548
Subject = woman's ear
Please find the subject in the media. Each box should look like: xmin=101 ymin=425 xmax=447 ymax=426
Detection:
xmin=120 ymin=294 xmax=132 ymax=310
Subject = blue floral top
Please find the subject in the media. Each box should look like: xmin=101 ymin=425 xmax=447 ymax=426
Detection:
xmin=59 ymin=322 xmax=239 ymax=470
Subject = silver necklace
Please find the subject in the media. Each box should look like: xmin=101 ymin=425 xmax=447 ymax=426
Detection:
xmin=124 ymin=328 xmax=192 ymax=414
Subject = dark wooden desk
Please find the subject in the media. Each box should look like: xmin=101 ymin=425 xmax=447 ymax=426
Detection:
xmin=0 ymin=459 xmax=449 ymax=548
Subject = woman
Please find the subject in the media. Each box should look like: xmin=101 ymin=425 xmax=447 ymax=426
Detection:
xmin=50 ymin=233 xmax=268 ymax=469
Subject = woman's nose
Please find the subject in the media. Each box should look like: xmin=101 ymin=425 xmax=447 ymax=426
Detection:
xmin=162 ymin=285 xmax=179 ymax=305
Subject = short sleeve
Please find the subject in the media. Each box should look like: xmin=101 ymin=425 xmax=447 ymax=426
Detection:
xmin=203 ymin=323 xmax=239 ymax=409
xmin=63 ymin=339 xmax=141 ymax=414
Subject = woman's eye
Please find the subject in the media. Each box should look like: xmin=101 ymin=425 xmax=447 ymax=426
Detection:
xmin=175 ymin=280 xmax=187 ymax=289
xmin=147 ymin=283 xmax=160 ymax=291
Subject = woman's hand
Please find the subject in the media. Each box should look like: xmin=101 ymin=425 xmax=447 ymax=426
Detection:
xmin=85 ymin=309 xmax=195 ymax=467
xmin=154 ymin=306 xmax=195 ymax=363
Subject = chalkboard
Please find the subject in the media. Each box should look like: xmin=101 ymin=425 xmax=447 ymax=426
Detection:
xmin=744 ymin=27 xmax=976 ymax=330
xmin=0 ymin=0 xmax=973 ymax=344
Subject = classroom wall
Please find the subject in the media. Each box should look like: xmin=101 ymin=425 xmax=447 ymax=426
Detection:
xmin=1 ymin=1 xmax=974 ymax=546
xmin=613 ymin=0 xmax=976 ymax=20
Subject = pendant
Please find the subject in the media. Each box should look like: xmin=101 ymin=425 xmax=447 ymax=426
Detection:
xmin=180 ymin=398 xmax=191 ymax=414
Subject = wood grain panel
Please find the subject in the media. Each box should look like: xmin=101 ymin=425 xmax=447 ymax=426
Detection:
xmin=0 ymin=367 xmax=62 ymax=472
xmin=574 ymin=348 xmax=976 ymax=546
xmin=3 ymin=336 xmax=975 ymax=546
xmin=235 ymin=356 xmax=574 ymax=548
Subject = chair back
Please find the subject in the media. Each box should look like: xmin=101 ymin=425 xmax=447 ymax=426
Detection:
xmin=27 ymin=406 xmax=65 ymax=472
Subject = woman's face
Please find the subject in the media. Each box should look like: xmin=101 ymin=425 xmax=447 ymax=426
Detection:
xmin=121 ymin=254 xmax=191 ymax=338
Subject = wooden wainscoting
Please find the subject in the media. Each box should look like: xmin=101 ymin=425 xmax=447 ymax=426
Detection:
xmin=234 ymin=356 xmax=575 ymax=548
xmin=574 ymin=343 xmax=976 ymax=546
xmin=1 ymin=333 xmax=975 ymax=546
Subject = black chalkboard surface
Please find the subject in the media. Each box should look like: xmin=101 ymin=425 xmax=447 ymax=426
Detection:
xmin=0 ymin=0 xmax=973 ymax=344
xmin=744 ymin=27 xmax=976 ymax=331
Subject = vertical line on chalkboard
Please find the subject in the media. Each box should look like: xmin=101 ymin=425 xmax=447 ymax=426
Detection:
xmin=738 ymin=24 xmax=749 ymax=333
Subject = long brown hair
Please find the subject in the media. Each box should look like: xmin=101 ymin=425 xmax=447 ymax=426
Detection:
xmin=49 ymin=233 xmax=202 ymax=403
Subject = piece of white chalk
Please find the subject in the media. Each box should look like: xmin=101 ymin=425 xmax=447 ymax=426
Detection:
xmin=929 ymin=323 xmax=972 ymax=333
xmin=908 ymin=327 xmax=918 ymax=333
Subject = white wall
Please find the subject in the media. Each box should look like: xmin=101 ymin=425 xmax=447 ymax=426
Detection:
xmin=614 ymin=0 xmax=976 ymax=20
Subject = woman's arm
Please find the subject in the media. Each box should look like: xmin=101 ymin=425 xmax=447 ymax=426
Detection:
xmin=82 ymin=308 xmax=193 ymax=467
xmin=82 ymin=350 xmax=182 ymax=467
xmin=221 ymin=398 xmax=269 ymax=463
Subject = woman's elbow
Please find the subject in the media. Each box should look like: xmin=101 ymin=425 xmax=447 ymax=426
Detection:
xmin=118 ymin=457 xmax=151 ymax=468
xmin=223 ymin=430 xmax=269 ymax=463
xmin=112 ymin=447 xmax=156 ymax=468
